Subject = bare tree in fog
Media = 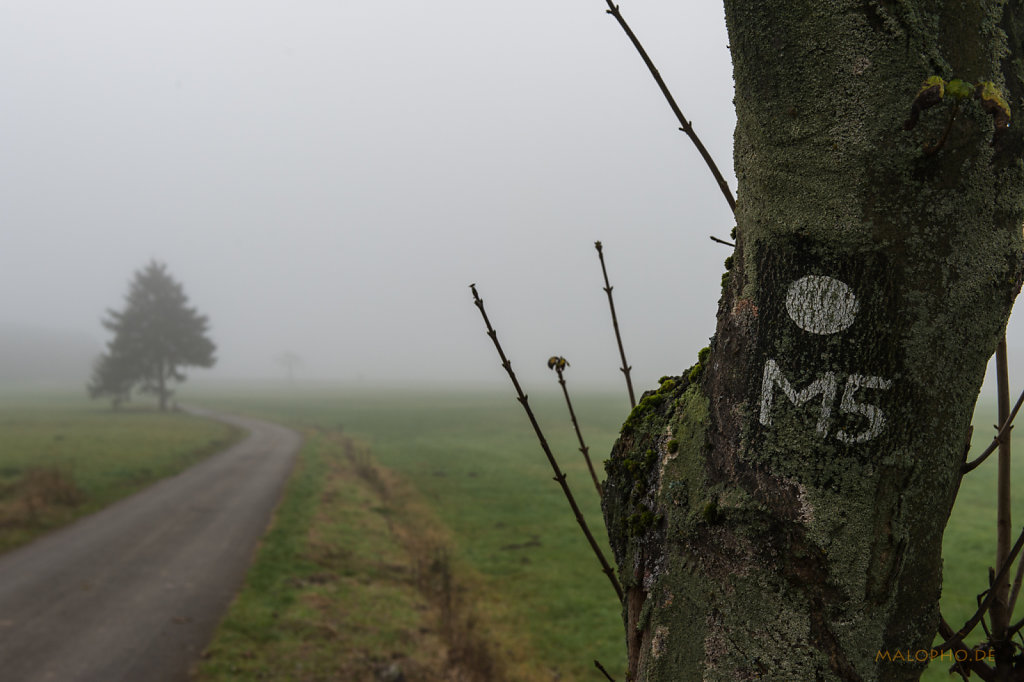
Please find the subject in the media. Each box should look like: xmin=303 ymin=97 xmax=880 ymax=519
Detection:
xmin=275 ymin=351 xmax=302 ymax=382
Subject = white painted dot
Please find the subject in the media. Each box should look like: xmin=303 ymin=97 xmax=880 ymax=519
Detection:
xmin=785 ymin=275 xmax=859 ymax=335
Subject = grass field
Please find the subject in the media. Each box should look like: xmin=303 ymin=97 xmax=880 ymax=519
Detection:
xmin=0 ymin=390 xmax=242 ymax=553
xmin=191 ymin=385 xmax=1024 ymax=680
xmin=194 ymin=386 xmax=629 ymax=681
xmin=3 ymin=384 xmax=1018 ymax=679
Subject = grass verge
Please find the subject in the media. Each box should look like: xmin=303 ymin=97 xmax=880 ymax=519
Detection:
xmin=198 ymin=426 xmax=543 ymax=681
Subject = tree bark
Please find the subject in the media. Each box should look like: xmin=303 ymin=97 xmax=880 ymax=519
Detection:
xmin=603 ymin=2 xmax=1024 ymax=680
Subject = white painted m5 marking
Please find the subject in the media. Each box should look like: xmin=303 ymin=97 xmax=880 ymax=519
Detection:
xmin=760 ymin=358 xmax=894 ymax=443
xmin=760 ymin=358 xmax=837 ymax=437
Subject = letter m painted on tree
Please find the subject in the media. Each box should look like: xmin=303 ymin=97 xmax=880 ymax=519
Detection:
xmin=759 ymin=358 xmax=837 ymax=436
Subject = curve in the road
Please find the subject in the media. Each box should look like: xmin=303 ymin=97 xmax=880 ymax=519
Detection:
xmin=0 ymin=410 xmax=300 ymax=682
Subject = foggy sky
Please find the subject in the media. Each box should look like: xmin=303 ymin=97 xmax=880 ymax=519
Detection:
xmin=1 ymin=2 xmax=1018 ymax=394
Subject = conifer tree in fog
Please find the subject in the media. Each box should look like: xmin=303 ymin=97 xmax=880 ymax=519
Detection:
xmin=89 ymin=261 xmax=215 ymax=410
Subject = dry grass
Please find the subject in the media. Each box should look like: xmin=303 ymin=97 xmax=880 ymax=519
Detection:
xmin=0 ymin=466 xmax=85 ymax=528
xmin=337 ymin=432 xmax=511 ymax=681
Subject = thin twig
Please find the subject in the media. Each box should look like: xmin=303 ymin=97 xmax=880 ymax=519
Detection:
xmin=471 ymin=284 xmax=624 ymax=602
xmin=961 ymin=382 xmax=1024 ymax=474
xmin=981 ymin=573 xmax=994 ymax=642
xmin=1006 ymin=549 xmax=1024 ymax=622
xmin=709 ymin=235 xmax=735 ymax=247
xmin=594 ymin=659 xmax=617 ymax=681
xmin=549 ymin=357 xmax=603 ymax=499
xmin=923 ymin=102 xmax=960 ymax=155
xmin=595 ymin=241 xmax=636 ymax=409
xmin=1006 ymin=611 xmax=1024 ymax=639
xmin=603 ymin=1 xmax=736 ymax=215
xmin=991 ymin=337 xmax=1014 ymax=648
xmin=938 ymin=617 xmax=994 ymax=681
xmin=936 ymin=525 xmax=1024 ymax=652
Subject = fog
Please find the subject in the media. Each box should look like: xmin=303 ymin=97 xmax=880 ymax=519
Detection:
xmin=2 ymin=2 xmax=1020 ymax=395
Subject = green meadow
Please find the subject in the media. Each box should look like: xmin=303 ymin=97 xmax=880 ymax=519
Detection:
xmin=0 ymin=390 xmax=241 ymax=553
xmin=0 ymin=385 xmax=1019 ymax=679
xmin=194 ymin=386 xmax=630 ymax=680
xmin=193 ymin=385 xmax=1024 ymax=680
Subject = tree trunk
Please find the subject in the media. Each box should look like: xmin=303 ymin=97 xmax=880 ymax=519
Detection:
xmin=158 ymin=357 xmax=167 ymax=412
xmin=603 ymin=2 xmax=1024 ymax=680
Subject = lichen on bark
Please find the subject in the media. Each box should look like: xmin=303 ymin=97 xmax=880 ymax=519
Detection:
xmin=603 ymin=1 xmax=1024 ymax=680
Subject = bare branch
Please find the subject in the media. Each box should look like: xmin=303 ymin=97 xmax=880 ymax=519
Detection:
xmin=937 ymin=617 xmax=995 ymax=680
xmin=471 ymin=284 xmax=624 ymax=602
xmin=991 ymin=337 xmax=1014 ymax=641
xmin=603 ymin=1 xmax=736 ymax=215
xmin=923 ymin=102 xmax=960 ymax=156
xmin=710 ymin=235 xmax=735 ymax=247
xmin=595 ymin=241 xmax=636 ymax=409
xmin=961 ymin=383 xmax=1024 ymax=474
xmin=549 ymin=357 xmax=603 ymax=499
xmin=1006 ymin=549 xmax=1024 ymax=623
xmin=595 ymin=659 xmax=617 ymax=681
xmin=1006 ymin=611 xmax=1024 ymax=639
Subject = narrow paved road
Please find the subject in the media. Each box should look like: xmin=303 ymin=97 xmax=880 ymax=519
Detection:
xmin=0 ymin=410 xmax=301 ymax=682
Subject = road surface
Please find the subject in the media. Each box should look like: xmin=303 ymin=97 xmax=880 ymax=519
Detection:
xmin=0 ymin=410 xmax=300 ymax=682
